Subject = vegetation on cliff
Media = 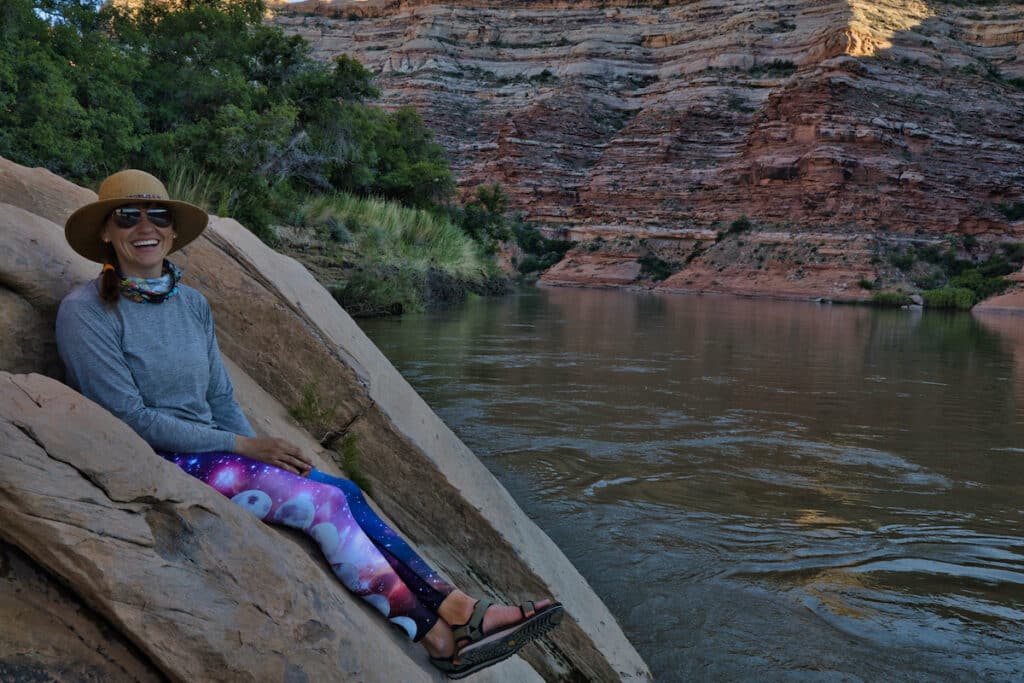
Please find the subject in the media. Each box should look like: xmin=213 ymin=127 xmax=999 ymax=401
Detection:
xmin=0 ymin=0 xmax=503 ymax=315
xmin=882 ymin=241 xmax=1024 ymax=310
xmin=280 ymin=193 xmax=503 ymax=316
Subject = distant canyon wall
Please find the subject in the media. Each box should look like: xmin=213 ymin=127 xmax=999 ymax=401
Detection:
xmin=272 ymin=0 xmax=1024 ymax=242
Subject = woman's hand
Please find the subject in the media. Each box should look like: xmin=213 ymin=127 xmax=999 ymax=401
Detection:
xmin=234 ymin=436 xmax=312 ymax=476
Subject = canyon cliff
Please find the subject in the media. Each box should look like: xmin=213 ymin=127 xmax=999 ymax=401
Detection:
xmin=272 ymin=0 xmax=1024 ymax=299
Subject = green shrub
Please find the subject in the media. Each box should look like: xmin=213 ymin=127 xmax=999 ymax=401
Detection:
xmin=729 ymin=216 xmax=752 ymax=234
xmin=888 ymin=249 xmax=916 ymax=271
xmin=455 ymin=183 xmax=511 ymax=253
xmin=950 ymin=269 xmax=1010 ymax=299
xmin=922 ymin=287 xmax=975 ymax=310
xmin=857 ymin=278 xmax=875 ymax=290
xmin=748 ymin=60 xmax=797 ymax=78
xmin=1001 ymin=242 xmax=1024 ymax=263
xmin=529 ymin=69 xmax=556 ymax=84
xmin=3 ymin=0 xmax=458 ymax=233
xmin=913 ymin=271 xmax=944 ymax=290
xmin=917 ymin=244 xmax=943 ymax=263
xmin=301 ymin=192 xmax=496 ymax=314
xmin=517 ymin=255 xmax=542 ymax=273
xmin=512 ymin=221 xmax=572 ymax=271
xmin=998 ymin=202 xmax=1024 ymax=221
xmin=325 ymin=217 xmax=353 ymax=244
xmin=638 ymin=255 xmax=674 ymax=281
xmin=330 ymin=267 xmax=422 ymax=316
xmin=872 ymin=290 xmax=912 ymax=307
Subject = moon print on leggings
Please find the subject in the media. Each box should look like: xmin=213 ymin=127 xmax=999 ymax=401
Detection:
xmin=161 ymin=452 xmax=455 ymax=641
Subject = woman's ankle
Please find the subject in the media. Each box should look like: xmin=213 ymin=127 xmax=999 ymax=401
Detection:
xmin=421 ymin=619 xmax=455 ymax=659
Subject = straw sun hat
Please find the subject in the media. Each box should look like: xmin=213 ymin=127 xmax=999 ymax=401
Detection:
xmin=64 ymin=169 xmax=209 ymax=263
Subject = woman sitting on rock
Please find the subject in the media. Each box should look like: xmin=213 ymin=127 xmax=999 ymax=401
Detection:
xmin=55 ymin=170 xmax=562 ymax=679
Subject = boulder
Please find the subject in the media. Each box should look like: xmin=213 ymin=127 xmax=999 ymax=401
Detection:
xmin=972 ymin=288 xmax=1024 ymax=316
xmin=0 ymin=539 xmax=162 ymax=682
xmin=0 ymin=157 xmax=94 ymax=228
xmin=192 ymin=217 xmax=651 ymax=681
xmin=0 ymin=201 xmax=97 ymax=379
xmin=0 ymin=201 xmax=95 ymax=311
xmin=0 ymin=156 xmax=650 ymax=680
xmin=0 ymin=372 xmax=444 ymax=681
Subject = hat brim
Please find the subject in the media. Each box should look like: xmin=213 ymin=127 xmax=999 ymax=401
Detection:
xmin=65 ymin=198 xmax=209 ymax=263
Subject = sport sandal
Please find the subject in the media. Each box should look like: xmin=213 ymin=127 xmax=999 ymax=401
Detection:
xmin=431 ymin=599 xmax=564 ymax=679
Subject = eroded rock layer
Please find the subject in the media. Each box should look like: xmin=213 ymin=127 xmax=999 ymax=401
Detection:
xmin=274 ymin=0 xmax=1022 ymax=234
xmin=273 ymin=0 xmax=1024 ymax=295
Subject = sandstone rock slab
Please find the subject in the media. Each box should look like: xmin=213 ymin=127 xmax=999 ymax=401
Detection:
xmin=0 ymin=202 xmax=95 ymax=310
xmin=0 ymin=157 xmax=95 ymax=228
xmin=202 ymin=217 xmax=652 ymax=681
xmin=0 ymin=372 xmax=439 ymax=682
xmin=0 ymin=540 xmax=162 ymax=683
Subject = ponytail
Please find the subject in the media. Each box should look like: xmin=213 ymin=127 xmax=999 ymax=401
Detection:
xmin=100 ymin=246 xmax=120 ymax=306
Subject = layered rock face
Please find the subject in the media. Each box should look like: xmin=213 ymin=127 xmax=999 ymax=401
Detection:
xmin=0 ymin=156 xmax=650 ymax=681
xmin=273 ymin=0 xmax=1024 ymax=296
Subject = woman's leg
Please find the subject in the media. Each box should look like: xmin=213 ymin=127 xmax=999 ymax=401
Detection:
xmin=308 ymin=469 xmax=556 ymax=640
xmin=307 ymin=469 xmax=454 ymax=612
xmin=162 ymin=452 xmax=441 ymax=641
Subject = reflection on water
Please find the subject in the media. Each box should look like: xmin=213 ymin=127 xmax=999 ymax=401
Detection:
xmin=360 ymin=288 xmax=1024 ymax=681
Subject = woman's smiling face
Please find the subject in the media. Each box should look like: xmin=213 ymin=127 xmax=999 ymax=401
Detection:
xmin=101 ymin=203 xmax=177 ymax=278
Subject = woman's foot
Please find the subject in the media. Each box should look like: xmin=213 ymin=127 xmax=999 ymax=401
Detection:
xmin=439 ymin=591 xmax=553 ymax=642
xmin=427 ymin=593 xmax=564 ymax=679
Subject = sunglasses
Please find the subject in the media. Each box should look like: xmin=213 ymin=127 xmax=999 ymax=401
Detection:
xmin=111 ymin=207 xmax=173 ymax=229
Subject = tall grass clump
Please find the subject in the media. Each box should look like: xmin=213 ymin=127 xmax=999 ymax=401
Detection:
xmin=872 ymin=290 xmax=912 ymax=307
xmin=339 ymin=433 xmax=373 ymax=495
xmin=922 ymin=287 xmax=975 ymax=310
xmin=164 ymin=162 xmax=230 ymax=215
xmin=300 ymin=193 xmax=497 ymax=315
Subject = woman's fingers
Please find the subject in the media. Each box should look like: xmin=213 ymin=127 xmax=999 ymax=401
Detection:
xmin=273 ymin=456 xmax=302 ymax=474
xmin=274 ymin=450 xmax=311 ymax=475
xmin=237 ymin=436 xmax=312 ymax=474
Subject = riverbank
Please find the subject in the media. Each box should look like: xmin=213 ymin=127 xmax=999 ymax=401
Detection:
xmin=538 ymin=226 xmax=1024 ymax=314
xmin=275 ymin=193 xmax=509 ymax=316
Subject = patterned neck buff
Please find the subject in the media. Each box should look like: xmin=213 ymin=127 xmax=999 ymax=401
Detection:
xmin=118 ymin=260 xmax=182 ymax=304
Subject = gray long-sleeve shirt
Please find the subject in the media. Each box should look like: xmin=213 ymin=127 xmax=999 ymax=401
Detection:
xmin=56 ymin=278 xmax=256 ymax=453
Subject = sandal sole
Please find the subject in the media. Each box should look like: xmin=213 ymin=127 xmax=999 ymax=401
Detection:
xmin=447 ymin=603 xmax=564 ymax=679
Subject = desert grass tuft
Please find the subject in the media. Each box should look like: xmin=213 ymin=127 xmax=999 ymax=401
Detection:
xmin=164 ymin=162 xmax=231 ymax=215
xmin=299 ymin=193 xmax=492 ymax=281
xmin=288 ymin=381 xmax=338 ymax=438
xmin=340 ymin=433 xmax=373 ymax=494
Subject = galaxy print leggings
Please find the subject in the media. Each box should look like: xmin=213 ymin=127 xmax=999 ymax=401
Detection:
xmin=160 ymin=452 xmax=455 ymax=641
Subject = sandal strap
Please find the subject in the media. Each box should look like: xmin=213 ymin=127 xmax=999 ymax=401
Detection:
xmin=519 ymin=600 xmax=537 ymax=619
xmin=452 ymin=598 xmax=493 ymax=645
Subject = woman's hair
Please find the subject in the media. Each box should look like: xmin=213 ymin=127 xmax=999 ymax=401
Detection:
xmin=99 ymin=244 xmax=120 ymax=306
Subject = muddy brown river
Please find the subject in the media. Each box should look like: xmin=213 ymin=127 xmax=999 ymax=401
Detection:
xmin=359 ymin=287 xmax=1024 ymax=681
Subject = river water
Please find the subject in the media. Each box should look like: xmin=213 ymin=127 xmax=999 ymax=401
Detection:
xmin=359 ymin=287 xmax=1024 ymax=681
